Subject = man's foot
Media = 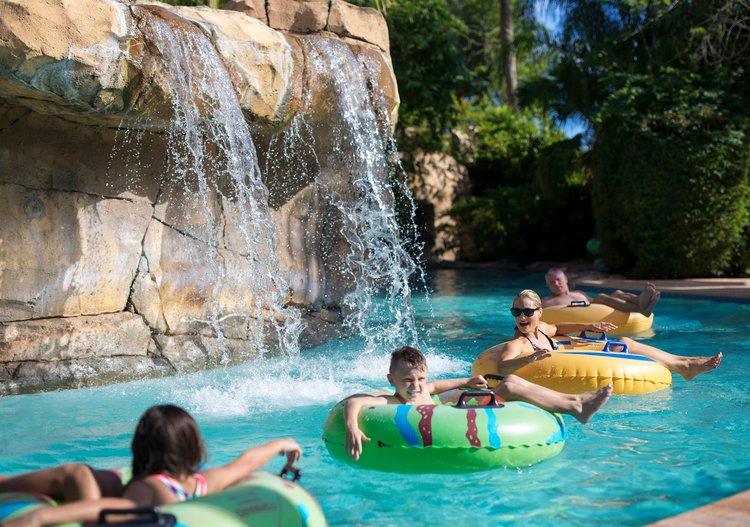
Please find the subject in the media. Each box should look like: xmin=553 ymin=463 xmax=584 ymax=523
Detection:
xmin=676 ymin=352 xmax=723 ymax=381
xmin=575 ymin=384 xmax=613 ymax=424
xmin=639 ymin=283 xmax=660 ymax=316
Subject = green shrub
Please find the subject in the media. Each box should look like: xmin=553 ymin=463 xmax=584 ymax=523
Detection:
xmin=593 ymin=68 xmax=750 ymax=277
xmin=443 ymin=96 xmax=593 ymax=263
xmin=451 ymin=96 xmax=564 ymax=192
xmin=444 ymin=180 xmax=593 ymax=263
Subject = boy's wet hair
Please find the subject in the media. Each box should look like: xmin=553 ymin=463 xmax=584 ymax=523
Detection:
xmin=390 ymin=346 xmax=427 ymax=373
xmin=131 ymin=404 xmax=207 ymax=480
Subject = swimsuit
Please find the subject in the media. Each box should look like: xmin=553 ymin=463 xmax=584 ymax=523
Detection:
xmin=153 ymin=473 xmax=207 ymax=502
xmin=519 ymin=329 xmax=559 ymax=351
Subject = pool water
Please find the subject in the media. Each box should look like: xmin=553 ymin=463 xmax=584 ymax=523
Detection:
xmin=2 ymin=270 xmax=749 ymax=526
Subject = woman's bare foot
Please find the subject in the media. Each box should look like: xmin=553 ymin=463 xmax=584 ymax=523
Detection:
xmin=675 ymin=352 xmax=723 ymax=381
xmin=574 ymin=385 xmax=613 ymax=424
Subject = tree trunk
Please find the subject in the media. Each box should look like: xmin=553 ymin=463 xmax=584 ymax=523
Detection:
xmin=500 ymin=0 xmax=518 ymax=110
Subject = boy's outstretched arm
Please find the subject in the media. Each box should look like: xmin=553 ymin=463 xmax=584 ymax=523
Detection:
xmin=428 ymin=375 xmax=488 ymax=395
xmin=344 ymin=395 xmax=388 ymax=461
xmin=201 ymin=438 xmax=302 ymax=493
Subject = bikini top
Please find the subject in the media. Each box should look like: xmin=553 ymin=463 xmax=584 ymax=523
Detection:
xmin=520 ymin=329 xmax=559 ymax=351
xmin=153 ymin=473 xmax=207 ymax=502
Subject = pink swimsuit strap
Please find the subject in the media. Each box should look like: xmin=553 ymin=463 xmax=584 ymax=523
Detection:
xmin=153 ymin=473 xmax=207 ymax=502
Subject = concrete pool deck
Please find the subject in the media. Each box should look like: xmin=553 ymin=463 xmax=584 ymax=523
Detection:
xmin=575 ymin=275 xmax=750 ymax=303
xmin=577 ymin=274 xmax=749 ymax=526
xmin=644 ymin=489 xmax=750 ymax=527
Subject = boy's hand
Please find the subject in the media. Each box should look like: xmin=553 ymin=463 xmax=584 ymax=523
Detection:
xmin=277 ymin=438 xmax=302 ymax=466
xmin=345 ymin=426 xmax=371 ymax=461
xmin=465 ymin=375 xmax=488 ymax=389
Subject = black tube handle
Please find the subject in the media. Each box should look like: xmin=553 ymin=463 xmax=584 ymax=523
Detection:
xmin=568 ymin=300 xmax=590 ymax=307
xmin=98 ymin=507 xmax=176 ymax=526
xmin=280 ymin=465 xmax=301 ymax=482
xmin=455 ymin=390 xmax=503 ymax=408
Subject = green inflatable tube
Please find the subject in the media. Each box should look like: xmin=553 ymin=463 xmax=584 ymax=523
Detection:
xmin=0 ymin=472 xmax=327 ymax=527
xmin=323 ymin=389 xmax=567 ymax=473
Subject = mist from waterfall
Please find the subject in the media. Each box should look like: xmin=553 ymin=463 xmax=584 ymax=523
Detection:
xmin=266 ymin=37 xmax=423 ymax=352
xmin=137 ymin=13 xmax=304 ymax=356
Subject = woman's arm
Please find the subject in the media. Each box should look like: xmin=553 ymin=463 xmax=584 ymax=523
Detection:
xmin=486 ymin=340 xmax=551 ymax=375
xmin=201 ymin=438 xmax=302 ymax=493
xmin=547 ymin=321 xmax=617 ymax=336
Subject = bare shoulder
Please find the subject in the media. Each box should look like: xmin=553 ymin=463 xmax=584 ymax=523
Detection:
xmin=344 ymin=393 xmax=390 ymax=406
xmin=569 ymin=289 xmax=592 ymax=301
xmin=539 ymin=321 xmax=558 ymax=335
xmin=491 ymin=338 xmax=524 ymax=358
xmin=123 ymin=478 xmax=162 ymax=506
xmin=542 ymin=294 xmax=567 ymax=307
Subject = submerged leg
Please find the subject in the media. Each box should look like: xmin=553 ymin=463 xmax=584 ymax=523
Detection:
xmin=619 ymin=337 xmax=722 ymax=380
xmin=494 ymin=375 xmax=612 ymax=424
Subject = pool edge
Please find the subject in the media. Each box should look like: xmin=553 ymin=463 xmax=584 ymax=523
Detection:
xmin=643 ymin=488 xmax=750 ymax=527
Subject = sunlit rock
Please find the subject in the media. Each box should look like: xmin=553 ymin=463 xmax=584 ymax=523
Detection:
xmin=0 ymin=0 xmax=401 ymax=393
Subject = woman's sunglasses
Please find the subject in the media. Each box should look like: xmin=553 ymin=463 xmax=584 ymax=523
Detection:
xmin=510 ymin=307 xmax=540 ymax=317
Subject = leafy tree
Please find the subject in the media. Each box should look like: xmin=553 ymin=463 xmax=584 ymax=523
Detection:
xmin=522 ymin=0 xmax=750 ymax=276
xmin=594 ymin=68 xmax=750 ymax=277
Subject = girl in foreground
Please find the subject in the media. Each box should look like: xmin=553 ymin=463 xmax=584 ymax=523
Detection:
xmin=0 ymin=404 xmax=301 ymax=527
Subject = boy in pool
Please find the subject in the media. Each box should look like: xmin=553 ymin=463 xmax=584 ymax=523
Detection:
xmin=344 ymin=346 xmax=612 ymax=461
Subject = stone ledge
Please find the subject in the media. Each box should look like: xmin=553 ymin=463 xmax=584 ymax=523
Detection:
xmin=224 ymin=0 xmax=390 ymax=52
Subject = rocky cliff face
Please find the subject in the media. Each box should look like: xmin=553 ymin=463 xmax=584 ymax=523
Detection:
xmin=0 ymin=0 xmax=400 ymax=393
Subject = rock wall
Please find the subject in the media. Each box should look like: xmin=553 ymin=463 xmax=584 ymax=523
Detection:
xmin=0 ymin=0 xmax=398 ymax=393
xmin=407 ymin=151 xmax=471 ymax=262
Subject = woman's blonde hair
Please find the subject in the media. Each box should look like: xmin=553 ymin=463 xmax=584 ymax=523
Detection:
xmin=514 ymin=289 xmax=542 ymax=308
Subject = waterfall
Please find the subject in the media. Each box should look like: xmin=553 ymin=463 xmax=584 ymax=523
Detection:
xmin=266 ymin=37 xmax=423 ymax=352
xmin=134 ymin=9 xmax=304 ymax=356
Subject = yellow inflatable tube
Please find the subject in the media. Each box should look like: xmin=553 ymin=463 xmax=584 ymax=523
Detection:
xmin=472 ymin=341 xmax=672 ymax=395
xmin=540 ymin=303 xmax=653 ymax=335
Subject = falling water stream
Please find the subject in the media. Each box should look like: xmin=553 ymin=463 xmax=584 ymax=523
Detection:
xmin=135 ymin=11 xmax=307 ymax=354
xmin=266 ymin=37 xmax=422 ymax=352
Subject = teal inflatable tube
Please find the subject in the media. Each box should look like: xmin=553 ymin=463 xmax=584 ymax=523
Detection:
xmin=323 ymin=389 xmax=567 ymax=473
xmin=0 ymin=472 xmax=327 ymax=527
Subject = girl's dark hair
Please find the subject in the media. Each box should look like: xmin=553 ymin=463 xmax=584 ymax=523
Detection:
xmin=131 ymin=405 xmax=206 ymax=480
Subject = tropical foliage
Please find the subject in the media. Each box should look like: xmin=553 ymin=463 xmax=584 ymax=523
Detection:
xmin=169 ymin=0 xmax=750 ymax=276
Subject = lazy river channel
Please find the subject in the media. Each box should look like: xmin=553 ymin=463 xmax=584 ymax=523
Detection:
xmin=2 ymin=270 xmax=749 ymax=526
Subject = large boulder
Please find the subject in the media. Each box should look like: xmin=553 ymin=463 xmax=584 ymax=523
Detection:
xmin=0 ymin=0 xmax=398 ymax=394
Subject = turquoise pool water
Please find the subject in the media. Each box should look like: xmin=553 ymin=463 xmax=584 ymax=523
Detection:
xmin=2 ymin=270 xmax=749 ymax=526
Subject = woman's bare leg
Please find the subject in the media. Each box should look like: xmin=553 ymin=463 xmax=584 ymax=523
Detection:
xmin=619 ymin=337 xmax=722 ymax=380
xmin=494 ymin=375 xmax=612 ymax=424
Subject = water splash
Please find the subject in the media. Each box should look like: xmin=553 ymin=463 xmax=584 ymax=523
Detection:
xmin=134 ymin=10 xmax=304 ymax=355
